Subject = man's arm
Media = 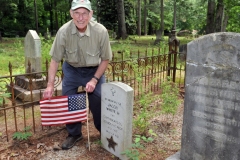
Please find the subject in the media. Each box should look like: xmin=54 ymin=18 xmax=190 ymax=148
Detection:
xmin=93 ymin=60 xmax=109 ymax=80
xmin=43 ymin=59 xmax=59 ymax=98
xmin=85 ymin=60 xmax=109 ymax=93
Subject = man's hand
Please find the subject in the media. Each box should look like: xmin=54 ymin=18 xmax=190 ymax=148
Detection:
xmin=85 ymin=78 xmax=98 ymax=93
xmin=43 ymin=83 xmax=54 ymax=99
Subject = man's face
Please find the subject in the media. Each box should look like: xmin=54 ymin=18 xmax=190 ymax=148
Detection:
xmin=70 ymin=8 xmax=93 ymax=32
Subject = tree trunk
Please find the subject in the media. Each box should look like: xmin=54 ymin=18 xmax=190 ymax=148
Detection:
xmin=137 ymin=0 xmax=141 ymax=36
xmin=206 ymin=0 xmax=216 ymax=34
xmin=47 ymin=0 xmax=54 ymax=33
xmin=34 ymin=0 xmax=39 ymax=33
xmin=148 ymin=0 xmax=155 ymax=35
xmin=215 ymin=0 xmax=224 ymax=32
xmin=116 ymin=0 xmax=128 ymax=39
xmin=154 ymin=0 xmax=164 ymax=45
xmin=144 ymin=0 xmax=147 ymax=36
xmin=222 ymin=11 xmax=228 ymax=32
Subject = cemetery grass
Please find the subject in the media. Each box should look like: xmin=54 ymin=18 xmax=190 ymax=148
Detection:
xmin=0 ymin=36 xmax=192 ymax=76
xmin=0 ymin=96 xmax=184 ymax=160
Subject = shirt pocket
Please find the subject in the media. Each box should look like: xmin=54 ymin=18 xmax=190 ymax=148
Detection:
xmin=86 ymin=49 xmax=100 ymax=66
xmin=65 ymin=48 xmax=78 ymax=64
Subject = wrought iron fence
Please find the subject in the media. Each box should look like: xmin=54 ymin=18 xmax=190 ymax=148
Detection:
xmin=0 ymin=37 xmax=185 ymax=144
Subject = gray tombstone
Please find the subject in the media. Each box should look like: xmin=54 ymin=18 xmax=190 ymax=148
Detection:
xmin=24 ymin=30 xmax=41 ymax=78
xmin=181 ymin=32 xmax=240 ymax=160
xmin=101 ymin=82 xmax=133 ymax=160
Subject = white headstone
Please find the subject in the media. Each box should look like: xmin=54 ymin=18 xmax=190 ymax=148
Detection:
xmin=101 ymin=82 xmax=133 ymax=160
xmin=24 ymin=30 xmax=41 ymax=74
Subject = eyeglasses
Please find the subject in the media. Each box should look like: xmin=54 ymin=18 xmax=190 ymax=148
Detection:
xmin=73 ymin=11 xmax=89 ymax=19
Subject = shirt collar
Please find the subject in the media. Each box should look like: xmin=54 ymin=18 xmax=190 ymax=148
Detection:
xmin=71 ymin=20 xmax=90 ymax=37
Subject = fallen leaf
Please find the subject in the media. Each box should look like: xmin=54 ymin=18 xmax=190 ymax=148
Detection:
xmin=44 ymin=146 xmax=53 ymax=151
xmin=37 ymin=143 xmax=45 ymax=149
xmin=10 ymin=153 xmax=19 ymax=157
xmin=53 ymin=142 xmax=61 ymax=150
xmin=36 ymin=149 xmax=42 ymax=154
xmin=26 ymin=149 xmax=35 ymax=154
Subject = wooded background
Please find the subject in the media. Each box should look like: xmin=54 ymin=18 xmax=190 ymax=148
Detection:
xmin=0 ymin=0 xmax=239 ymax=39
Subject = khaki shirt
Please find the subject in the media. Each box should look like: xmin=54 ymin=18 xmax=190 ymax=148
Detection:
xmin=50 ymin=20 xmax=112 ymax=67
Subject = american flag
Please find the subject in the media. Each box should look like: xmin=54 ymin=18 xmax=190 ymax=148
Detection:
xmin=39 ymin=93 xmax=87 ymax=126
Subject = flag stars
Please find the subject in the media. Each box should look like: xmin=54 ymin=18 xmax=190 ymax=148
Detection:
xmin=68 ymin=94 xmax=86 ymax=111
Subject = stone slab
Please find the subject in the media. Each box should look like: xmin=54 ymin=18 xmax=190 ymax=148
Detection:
xmin=15 ymin=76 xmax=47 ymax=90
xmin=8 ymin=81 xmax=62 ymax=102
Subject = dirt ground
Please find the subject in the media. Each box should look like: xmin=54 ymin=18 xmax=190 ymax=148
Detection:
xmin=0 ymin=101 xmax=183 ymax=160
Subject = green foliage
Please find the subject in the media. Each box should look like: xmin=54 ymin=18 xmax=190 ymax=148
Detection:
xmin=131 ymin=60 xmax=150 ymax=133
xmin=226 ymin=6 xmax=240 ymax=32
xmin=40 ymin=36 xmax=53 ymax=63
xmin=121 ymin=129 xmax=157 ymax=160
xmin=146 ymin=0 xmax=207 ymax=32
xmin=13 ymin=126 xmax=32 ymax=141
xmin=127 ymin=58 xmax=160 ymax=134
xmin=134 ymin=92 xmax=154 ymax=134
xmin=160 ymin=77 xmax=180 ymax=115
xmin=0 ymin=38 xmax=25 ymax=75
xmin=0 ymin=92 xmax=11 ymax=106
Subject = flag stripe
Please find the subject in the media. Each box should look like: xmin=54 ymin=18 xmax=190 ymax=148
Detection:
xmin=39 ymin=94 xmax=87 ymax=126
xmin=41 ymin=102 xmax=68 ymax=108
xmin=41 ymin=118 xmax=87 ymax=126
xmin=42 ymin=110 xmax=87 ymax=117
xmin=40 ymin=108 xmax=68 ymax=112
xmin=41 ymin=113 xmax=87 ymax=120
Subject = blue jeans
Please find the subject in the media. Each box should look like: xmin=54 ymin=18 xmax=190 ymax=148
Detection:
xmin=62 ymin=62 xmax=104 ymax=136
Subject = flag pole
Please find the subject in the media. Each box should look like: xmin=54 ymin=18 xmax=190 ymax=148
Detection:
xmin=86 ymin=92 xmax=90 ymax=151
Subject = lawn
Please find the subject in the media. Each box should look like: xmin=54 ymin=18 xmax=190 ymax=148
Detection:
xmin=0 ymin=35 xmax=192 ymax=76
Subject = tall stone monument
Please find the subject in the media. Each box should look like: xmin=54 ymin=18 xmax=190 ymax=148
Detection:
xmin=101 ymin=82 xmax=133 ymax=160
xmin=24 ymin=30 xmax=42 ymax=77
xmin=180 ymin=32 xmax=240 ymax=160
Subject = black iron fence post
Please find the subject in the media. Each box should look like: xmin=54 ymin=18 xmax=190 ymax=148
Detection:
xmin=168 ymin=29 xmax=180 ymax=82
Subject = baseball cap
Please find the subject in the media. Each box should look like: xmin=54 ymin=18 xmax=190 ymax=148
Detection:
xmin=71 ymin=0 xmax=92 ymax=11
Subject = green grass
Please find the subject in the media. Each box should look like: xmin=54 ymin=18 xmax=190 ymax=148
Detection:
xmin=0 ymin=38 xmax=25 ymax=76
xmin=0 ymin=35 xmax=193 ymax=76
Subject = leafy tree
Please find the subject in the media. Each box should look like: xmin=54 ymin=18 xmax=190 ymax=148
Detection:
xmin=98 ymin=0 xmax=118 ymax=31
xmin=224 ymin=0 xmax=240 ymax=32
xmin=226 ymin=6 xmax=240 ymax=32
xmin=1 ymin=2 xmax=18 ymax=37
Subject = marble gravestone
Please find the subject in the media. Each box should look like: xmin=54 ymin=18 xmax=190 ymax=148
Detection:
xmin=101 ymin=82 xmax=133 ymax=160
xmin=24 ymin=30 xmax=42 ymax=78
xmin=180 ymin=32 xmax=240 ymax=160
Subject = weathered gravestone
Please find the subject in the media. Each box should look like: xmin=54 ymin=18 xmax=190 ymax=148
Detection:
xmin=180 ymin=32 xmax=240 ymax=160
xmin=24 ymin=30 xmax=42 ymax=76
xmin=10 ymin=30 xmax=61 ymax=102
xmin=101 ymin=82 xmax=133 ymax=160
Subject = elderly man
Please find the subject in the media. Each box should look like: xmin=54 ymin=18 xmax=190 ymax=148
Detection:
xmin=43 ymin=0 xmax=112 ymax=150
